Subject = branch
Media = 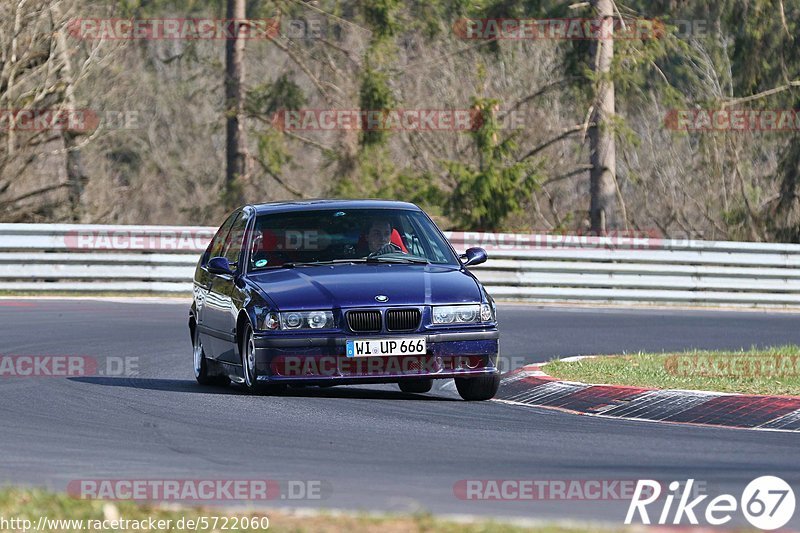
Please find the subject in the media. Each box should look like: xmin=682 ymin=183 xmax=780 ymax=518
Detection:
xmin=517 ymin=123 xmax=594 ymax=163
xmin=282 ymin=0 xmax=372 ymax=36
xmin=254 ymin=158 xmax=304 ymax=198
xmin=611 ymin=168 xmax=629 ymax=231
xmin=401 ymin=39 xmax=496 ymax=70
xmin=316 ymin=37 xmax=361 ymax=67
xmin=0 ymin=182 xmax=69 ymax=208
xmin=282 ymin=129 xmax=335 ymax=153
xmin=251 ymin=114 xmax=335 ymax=153
xmin=779 ymin=0 xmax=792 ymax=37
xmin=541 ymin=164 xmax=593 ymax=187
xmin=270 ymin=37 xmax=334 ymax=106
xmin=721 ymin=80 xmax=800 ymax=108
xmin=499 ymin=77 xmax=579 ymax=121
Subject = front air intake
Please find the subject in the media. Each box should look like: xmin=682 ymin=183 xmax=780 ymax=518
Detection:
xmin=346 ymin=310 xmax=382 ymax=332
xmin=386 ymin=308 xmax=421 ymax=331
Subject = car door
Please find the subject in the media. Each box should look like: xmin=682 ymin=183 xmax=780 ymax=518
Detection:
xmin=203 ymin=209 xmax=251 ymax=364
xmin=196 ymin=211 xmax=238 ymax=358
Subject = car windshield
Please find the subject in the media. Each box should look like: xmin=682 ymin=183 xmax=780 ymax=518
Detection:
xmin=247 ymin=208 xmax=458 ymax=270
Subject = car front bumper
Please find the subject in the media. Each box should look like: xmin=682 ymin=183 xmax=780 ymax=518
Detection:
xmin=252 ymin=329 xmax=499 ymax=383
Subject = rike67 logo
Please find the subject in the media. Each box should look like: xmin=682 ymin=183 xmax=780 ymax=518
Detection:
xmin=625 ymin=476 xmax=795 ymax=530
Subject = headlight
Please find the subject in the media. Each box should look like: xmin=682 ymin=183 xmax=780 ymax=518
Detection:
xmin=432 ymin=304 xmax=491 ymax=324
xmin=457 ymin=306 xmax=478 ymax=322
xmin=433 ymin=306 xmax=457 ymax=324
xmin=284 ymin=312 xmax=302 ymax=328
xmin=280 ymin=310 xmax=334 ymax=330
xmin=307 ymin=311 xmax=329 ymax=329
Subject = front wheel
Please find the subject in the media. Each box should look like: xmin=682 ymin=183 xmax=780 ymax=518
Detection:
xmin=241 ymin=323 xmax=284 ymax=395
xmin=454 ymin=373 xmax=500 ymax=401
xmin=398 ymin=379 xmax=433 ymax=394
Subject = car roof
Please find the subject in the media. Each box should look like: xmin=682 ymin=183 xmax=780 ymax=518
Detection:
xmin=249 ymin=199 xmax=422 ymax=215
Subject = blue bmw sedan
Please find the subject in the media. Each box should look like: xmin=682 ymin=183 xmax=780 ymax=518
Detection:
xmin=189 ymin=200 xmax=500 ymax=400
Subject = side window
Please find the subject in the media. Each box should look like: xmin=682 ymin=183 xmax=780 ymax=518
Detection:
xmin=207 ymin=212 xmax=238 ymax=261
xmin=408 ymin=214 xmax=449 ymax=263
xmin=222 ymin=210 xmax=250 ymax=266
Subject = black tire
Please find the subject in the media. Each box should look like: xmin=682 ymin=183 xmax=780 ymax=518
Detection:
xmin=454 ymin=373 xmax=500 ymax=401
xmin=398 ymin=379 xmax=433 ymax=394
xmin=193 ymin=325 xmax=229 ymax=386
xmin=241 ymin=323 xmax=284 ymax=395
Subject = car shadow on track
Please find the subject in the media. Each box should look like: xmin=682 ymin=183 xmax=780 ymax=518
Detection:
xmin=69 ymin=377 xmax=239 ymax=395
xmin=275 ymin=385 xmax=457 ymax=401
xmin=68 ymin=377 xmax=458 ymax=401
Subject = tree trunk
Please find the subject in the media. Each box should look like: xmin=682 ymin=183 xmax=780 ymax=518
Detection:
xmin=224 ymin=0 xmax=247 ymax=209
xmin=588 ymin=0 xmax=618 ymax=233
xmin=771 ymin=132 xmax=800 ymax=242
xmin=53 ymin=5 xmax=88 ymax=222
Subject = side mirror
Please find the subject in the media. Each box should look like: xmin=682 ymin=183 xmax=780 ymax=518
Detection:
xmin=207 ymin=256 xmax=234 ymax=276
xmin=461 ymin=247 xmax=488 ymax=267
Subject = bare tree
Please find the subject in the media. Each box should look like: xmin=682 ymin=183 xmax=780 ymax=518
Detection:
xmin=224 ymin=0 xmax=247 ymax=209
xmin=0 ymin=0 xmax=110 ymax=221
xmin=588 ymin=0 xmax=618 ymax=233
xmin=52 ymin=3 xmax=89 ymax=221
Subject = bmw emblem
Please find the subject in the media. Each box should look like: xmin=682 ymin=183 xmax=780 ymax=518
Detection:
xmin=375 ymin=295 xmax=389 ymax=303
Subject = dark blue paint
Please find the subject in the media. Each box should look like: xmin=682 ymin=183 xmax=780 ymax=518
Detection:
xmin=190 ymin=200 xmax=499 ymax=386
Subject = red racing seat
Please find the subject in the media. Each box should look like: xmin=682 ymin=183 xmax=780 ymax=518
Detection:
xmin=390 ymin=229 xmax=408 ymax=253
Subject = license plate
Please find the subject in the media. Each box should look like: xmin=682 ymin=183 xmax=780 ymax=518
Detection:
xmin=346 ymin=337 xmax=426 ymax=357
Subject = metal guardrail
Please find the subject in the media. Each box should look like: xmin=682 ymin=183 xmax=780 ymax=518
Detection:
xmin=1 ymin=224 xmax=799 ymax=307
xmin=0 ymin=224 xmax=211 ymax=293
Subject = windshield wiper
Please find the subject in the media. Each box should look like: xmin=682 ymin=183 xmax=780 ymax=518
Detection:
xmin=281 ymin=259 xmax=367 ymax=268
xmin=365 ymin=255 xmax=429 ymax=264
xmin=278 ymin=256 xmax=428 ymax=268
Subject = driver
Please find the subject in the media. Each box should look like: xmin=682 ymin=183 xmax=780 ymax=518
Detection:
xmin=367 ymin=219 xmax=404 ymax=255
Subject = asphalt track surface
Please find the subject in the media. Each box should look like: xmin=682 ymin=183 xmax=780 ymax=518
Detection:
xmin=1 ymin=299 xmax=799 ymax=526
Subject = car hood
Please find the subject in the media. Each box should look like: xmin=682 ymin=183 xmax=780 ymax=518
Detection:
xmin=248 ymin=264 xmax=482 ymax=309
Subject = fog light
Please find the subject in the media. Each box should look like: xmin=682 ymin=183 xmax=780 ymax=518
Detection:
xmin=480 ymin=303 xmax=493 ymax=322
xmin=265 ymin=312 xmax=280 ymax=330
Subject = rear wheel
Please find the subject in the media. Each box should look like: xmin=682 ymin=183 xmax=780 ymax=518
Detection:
xmin=398 ymin=379 xmax=433 ymax=394
xmin=193 ymin=325 xmax=229 ymax=386
xmin=454 ymin=373 xmax=500 ymax=401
